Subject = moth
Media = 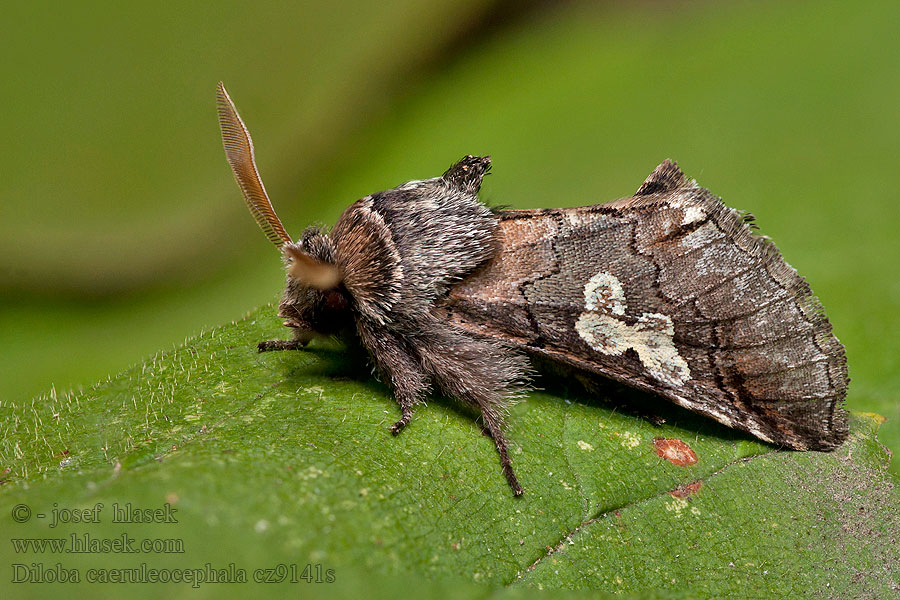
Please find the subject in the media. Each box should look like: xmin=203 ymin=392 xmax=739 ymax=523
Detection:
xmin=216 ymin=82 xmax=848 ymax=496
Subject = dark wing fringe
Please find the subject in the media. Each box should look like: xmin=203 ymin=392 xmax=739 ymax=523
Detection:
xmin=709 ymin=192 xmax=848 ymax=444
xmin=635 ymin=159 xmax=688 ymax=196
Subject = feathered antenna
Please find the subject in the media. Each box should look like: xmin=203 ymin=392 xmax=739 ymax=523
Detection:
xmin=216 ymin=81 xmax=293 ymax=247
xmin=217 ymin=82 xmax=342 ymax=290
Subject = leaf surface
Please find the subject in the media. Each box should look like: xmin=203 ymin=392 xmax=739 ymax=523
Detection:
xmin=2 ymin=307 xmax=897 ymax=598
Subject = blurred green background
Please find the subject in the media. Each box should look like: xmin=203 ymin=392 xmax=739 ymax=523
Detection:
xmin=2 ymin=0 xmax=898 ymax=474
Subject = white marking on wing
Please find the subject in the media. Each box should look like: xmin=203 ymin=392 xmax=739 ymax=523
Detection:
xmin=575 ymin=271 xmax=691 ymax=386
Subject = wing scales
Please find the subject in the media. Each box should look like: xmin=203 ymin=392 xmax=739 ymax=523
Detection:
xmin=446 ymin=161 xmax=848 ymax=449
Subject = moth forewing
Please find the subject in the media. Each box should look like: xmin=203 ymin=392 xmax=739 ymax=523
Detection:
xmin=446 ymin=161 xmax=848 ymax=452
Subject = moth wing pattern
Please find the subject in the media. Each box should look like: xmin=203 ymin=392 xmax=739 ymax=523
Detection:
xmin=446 ymin=160 xmax=849 ymax=449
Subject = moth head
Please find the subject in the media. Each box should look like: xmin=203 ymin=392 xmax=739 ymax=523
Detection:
xmin=216 ymin=82 xmax=351 ymax=340
xmin=277 ymin=229 xmax=352 ymax=340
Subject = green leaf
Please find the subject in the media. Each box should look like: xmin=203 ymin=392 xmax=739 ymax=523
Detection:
xmin=2 ymin=307 xmax=898 ymax=598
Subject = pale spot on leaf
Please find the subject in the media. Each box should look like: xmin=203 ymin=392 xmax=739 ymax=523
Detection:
xmin=620 ymin=432 xmax=641 ymax=449
xmin=665 ymin=497 xmax=689 ymax=518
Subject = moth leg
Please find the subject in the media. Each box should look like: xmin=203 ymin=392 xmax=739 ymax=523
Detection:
xmin=480 ymin=408 xmax=523 ymax=496
xmin=356 ymin=321 xmax=428 ymax=435
xmin=390 ymin=400 xmax=414 ymax=436
xmin=383 ymin=346 xmax=426 ymax=434
xmin=257 ymin=339 xmax=308 ymax=352
xmin=258 ymin=329 xmax=314 ymax=352
xmin=415 ymin=320 xmax=529 ymax=496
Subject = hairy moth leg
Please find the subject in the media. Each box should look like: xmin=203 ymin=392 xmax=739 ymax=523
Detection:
xmin=358 ymin=312 xmax=528 ymax=495
xmin=356 ymin=321 xmax=429 ymax=435
xmin=479 ymin=410 xmax=523 ymax=497
xmin=391 ymin=405 xmax=414 ymax=435
xmin=417 ymin=321 xmax=529 ymax=496
xmin=259 ymin=328 xmax=315 ymax=352
xmin=258 ymin=339 xmax=308 ymax=352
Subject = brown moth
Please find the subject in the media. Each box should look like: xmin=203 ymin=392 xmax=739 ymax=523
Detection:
xmin=216 ymin=82 xmax=848 ymax=496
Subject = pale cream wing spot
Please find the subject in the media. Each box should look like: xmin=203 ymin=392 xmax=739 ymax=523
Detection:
xmin=576 ymin=272 xmax=692 ymax=386
xmin=582 ymin=271 xmax=626 ymax=315
xmin=575 ymin=312 xmax=630 ymax=355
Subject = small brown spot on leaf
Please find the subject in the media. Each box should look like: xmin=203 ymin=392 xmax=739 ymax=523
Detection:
xmin=669 ymin=481 xmax=703 ymax=498
xmin=652 ymin=437 xmax=698 ymax=466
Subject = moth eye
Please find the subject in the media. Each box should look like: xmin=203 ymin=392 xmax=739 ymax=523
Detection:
xmin=323 ymin=290 xmax=348 ymax=312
